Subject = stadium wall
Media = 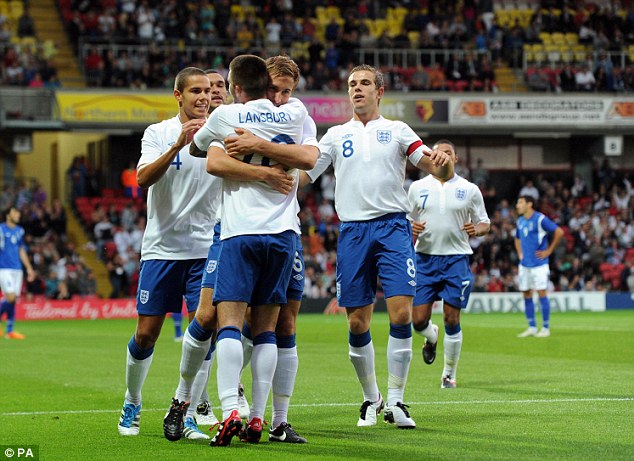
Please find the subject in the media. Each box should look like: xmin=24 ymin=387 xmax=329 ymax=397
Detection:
xmin=14 ymin=292 xmax=633 ymax=321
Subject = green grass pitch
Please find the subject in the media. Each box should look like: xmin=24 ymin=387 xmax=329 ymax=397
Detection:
xmin=1 ymin=311 xmax=633 ymax=461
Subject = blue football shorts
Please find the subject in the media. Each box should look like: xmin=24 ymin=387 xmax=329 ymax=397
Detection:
xmin=414 ymin=253 xmax=473 ymax=309
xmin=213 ymin=230 xmax=296 ymax=306
xmin=336 ymin=213 xmax=416 ymax=308
xmin=136 ymin=259 xmax=205 ymax=315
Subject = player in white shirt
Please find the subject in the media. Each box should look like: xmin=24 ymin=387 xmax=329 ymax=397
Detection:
xmin=117 ymin=67 xmax=216 ymax=438
xmin=407 ymin=139 xmax=491 ymax=389
xmin=172 ymin=69 xmax=228 ymax=439
xmin=221 ymin=55 xmax=318 ymax=443
xmin=165 ymin=55 xmax=316 ymax=447
xmin=301 ymin=64 xmax=451 ymax=429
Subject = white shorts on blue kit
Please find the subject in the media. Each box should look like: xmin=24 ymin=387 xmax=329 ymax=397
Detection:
xmin=136 ymin=259 xmax=205 ymax=315
xmin=201 ymin=222 xmax=222 ymax=289
xmin=213 ymin=230 xmax=296 ymax=306
xmin=336 ymin=213 xmax=416 ymax=308
xmin=414 ymin=253 xmax=473 ymax=309
xmin=518 ymin=264 xmax=550 ymax=291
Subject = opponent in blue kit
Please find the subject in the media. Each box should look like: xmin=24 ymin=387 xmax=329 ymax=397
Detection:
xmin=0 ymin=206 xmax=35 ymax=340
xmin=515 ymin=195 xmax=563 ymax=338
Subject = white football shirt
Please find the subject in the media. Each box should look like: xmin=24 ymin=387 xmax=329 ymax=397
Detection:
xmin=138 ymin=115 xmax=221 ymax=260
xmin=193 ymin=98 xmax=307 ymax=239
xmin=306 ymin=116 xmax=427 ymax=222
xmin=408 ymin=174 xmax=490 ymax=255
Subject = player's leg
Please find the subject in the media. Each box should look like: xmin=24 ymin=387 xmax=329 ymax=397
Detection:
xmin=535 ymin=265 xmax=551 ymax=337
xmin=346 ymin=304 xmax=384 ymax=426
xmin=269 ymin=299 xmax=306 ymax=443
xmin=237 ymin=310 xmax=252 ymax=419
xmin=269 ymin=236 xmax=306 ymax=443
xmin=412 ymin=253 xmax=441 ymax=364
xmin=210 ymin=300 xmax=248 ymax=446
xmin=1 ymin=270 xmax=25 ymax=339
xmin=172 ymin=312 xmax=183 ymax=341
xmin=383 ymin=296 xmax=416 ymax=428
xmin=193 ymin=230 xmax=222 ymax=425
xmin=517 ymin=265 xmax=538 ymax=337
xmin=119 ymin=313 xmax=165 ymax=436
xmin=338 ymin=221 xmax=383 ymax=426
xmin=209 ymin=235 xmax=260 ymax=446
xmin=241 ymin=231 xmax=293 ymax=443
xmin=440 ymin=304 xmax=461 ymax=389
xmin=375 ymin=214 xmax=417 ymax=428
xmin=242 ymin=303 xmax=281 ymax=443
xmin=121 ymin=259 xmax=191 ymax=436
xmin=437 ymin=254 xmax=473 ymax=389
xmin=182 ymin=307 xmax=215 ymax=440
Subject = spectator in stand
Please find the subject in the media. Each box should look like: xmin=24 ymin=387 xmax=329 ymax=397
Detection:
xmin=570 ymin=175 xmax=587 ymax=198
xmin=471 ymin=158 xmax=489 ymax=188
xmin=107 ymin=253 xmax=129 ymax=298
xmin=409 ymin=64 xmax=430 ymax=91
xmin=17 ymin=7 xmax=36 ymax=38
xmin=428 ymin=62 xmax=447 ymax=91
xmin=84 ymin=47 xmax=104 ymax=87
xmin=93 ymin=214 xmax=114 ymax=260
xmin=518 ymin=179 xmax=540 ymax=201
xmin=558 ymin=64 xmax=576 ymax=92
xmin=575 ymin=64 xmax=596 ymax=91
xmin=121 ymin=161 xmax=142 ymax=199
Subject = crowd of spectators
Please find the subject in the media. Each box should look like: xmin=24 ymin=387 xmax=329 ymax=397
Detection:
xmin=52 ymin=0 xmax=634 ymax=93
xmin=1 ymin=181 xmax=97 ymax=300
xmin=3 ymin=1 xmax=634 ymax=92
xmin=0 ymin=4 xmax=61 ymax=88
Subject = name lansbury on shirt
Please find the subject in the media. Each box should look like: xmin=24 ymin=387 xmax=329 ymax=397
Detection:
xmin=238 ymin=111 xmax=293 ymax=124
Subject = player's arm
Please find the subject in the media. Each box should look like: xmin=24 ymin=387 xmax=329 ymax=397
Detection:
xmin=19 ymin=246 xmax=35 ymax=281
xmin=206 ymin=146 xmax=294 ymax=194
xmin=411 ymin=221 xmax=426 ymax=240
xmin=224 ymin=128 xmax=319 ymax=170
xmin=463 ymin=221 xmax=490 ymax=237
xmin=514 ymin=237 xmax=523 ymax=262
xmin=415 ymin=146 xmax=451 ymax=179
xmin=536 ymin=226 xmax=564 ymax=259
xmin=138 ymin=119 xmax=206 ymax=188
xmin=463 ymin=189 xmax=491 ymax=237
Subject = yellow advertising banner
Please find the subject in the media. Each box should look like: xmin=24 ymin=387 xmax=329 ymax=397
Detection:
xmin=57 ymin=92 xmax=175 ymax=123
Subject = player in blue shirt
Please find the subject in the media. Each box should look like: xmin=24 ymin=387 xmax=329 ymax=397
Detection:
xmin=515 ymin=195 xmax=564 ymax=338
xmin=0 ymin=206 xmax=36 ymax=339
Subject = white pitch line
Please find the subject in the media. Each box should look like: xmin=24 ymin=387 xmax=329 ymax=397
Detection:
xmin=1 ymin=397 xmax=632 ymax=417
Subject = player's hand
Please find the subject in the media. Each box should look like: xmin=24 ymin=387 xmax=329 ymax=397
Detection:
xmin=535 ymin=249 xmax=550 ymax=259
xmin=412 ymin=221 xmax=426 ymax=239
xmin=225 ymin=128 xmax=260 ymax=157
xmin=178 ymin=118 xmax=206 ymax=147
xmin=26 ymin=268 xmax=36 ymax=283
xmin=429 ymin=147 xmax=451 ymax=167
xmin=265 ymin=164 xmax=294 ymax=195
xmin=463 ymin=222 xmax=477 ymax=237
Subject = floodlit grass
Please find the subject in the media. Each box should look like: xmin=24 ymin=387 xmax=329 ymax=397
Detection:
xmin=1 ymin=311 xmax=633 ymax=460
